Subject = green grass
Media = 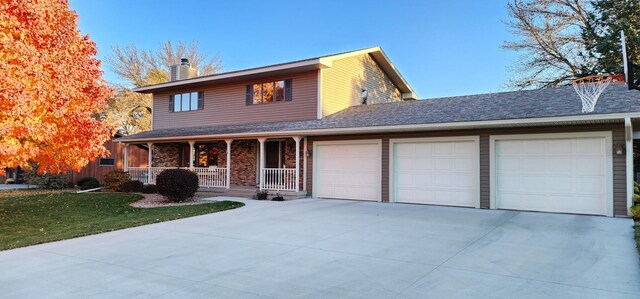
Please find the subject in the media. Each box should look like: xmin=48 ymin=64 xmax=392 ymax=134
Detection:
xmin=0 ymin=191 xmax=243 ymax=251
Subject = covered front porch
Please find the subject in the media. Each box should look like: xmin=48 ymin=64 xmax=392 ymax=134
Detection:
xmin=122 ymin=136 xmax=305 ymax=193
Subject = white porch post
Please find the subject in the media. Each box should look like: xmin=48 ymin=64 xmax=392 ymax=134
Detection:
xmin=123 ymin=144 xmax=130 ymax=172
xmin=258 ymin=138 xmax=267 ymax=190
xmin=225 ymin=139 xmax=233 ymax=189
xmin=293 ymin=136 xmax=302 ymax=192
xmin=625 ymin=118 xmax=633 ymax=216
xmin=147 ymin=142 xmax=153 ymax=184
xmin=188 ymin=140 xmax=195 ymax=169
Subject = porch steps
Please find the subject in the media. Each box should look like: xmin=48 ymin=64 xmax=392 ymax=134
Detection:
xmin=197 ymin=186 xmax=307 ymax=200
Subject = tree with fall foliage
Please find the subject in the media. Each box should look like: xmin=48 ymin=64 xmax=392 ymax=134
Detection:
xmin=0 ymin=0 xmax=114 ymax=175
xmin=105 ymin=41 xmax=222 ymax=135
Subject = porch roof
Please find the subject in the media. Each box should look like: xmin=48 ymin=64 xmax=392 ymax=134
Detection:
xmin=117 ymin=85 xmax=640 ymax=143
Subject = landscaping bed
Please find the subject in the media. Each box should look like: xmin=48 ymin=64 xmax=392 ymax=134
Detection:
xmin=0 ymin=191 xmax=243 ymax=251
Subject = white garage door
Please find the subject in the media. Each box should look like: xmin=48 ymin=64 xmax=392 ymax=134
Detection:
xmin=495 ymin=135 xmax=610 ymax=215
xmin=392 ymin=138 xmax=479 ymax=207
xmin=314 ymin=141 xmax=381 ymax=201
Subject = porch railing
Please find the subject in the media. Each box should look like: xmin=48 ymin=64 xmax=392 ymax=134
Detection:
xmin=192 ymin=167 xmax=227 ymax=188
xmin=126 ymin=167 xmax=227 ymax=188
xmin=127 ymin=167 xmax=150 ymax=184
xmin=262 ymin=168 xmax=297 ymax=191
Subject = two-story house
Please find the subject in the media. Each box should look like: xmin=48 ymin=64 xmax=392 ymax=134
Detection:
xmin=118 ymin=46 xmax=640 ymax=217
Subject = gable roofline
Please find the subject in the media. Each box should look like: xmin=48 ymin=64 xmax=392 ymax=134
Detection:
xmin=132 ymin=46 xmax=417 ymax=97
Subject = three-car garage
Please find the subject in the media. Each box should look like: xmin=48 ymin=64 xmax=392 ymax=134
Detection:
xmin=311 ymin=131 xmax=616 ymax=217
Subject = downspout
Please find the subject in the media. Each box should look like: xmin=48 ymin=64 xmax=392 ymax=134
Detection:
xmin=625 ymin=117 xmax=633 ymax=216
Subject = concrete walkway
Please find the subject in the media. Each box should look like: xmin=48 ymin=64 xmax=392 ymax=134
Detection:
xmin=0 ymin=184 xmax=36 ymax=190
xmin=0 ymin=198 xmax=638 ymax=298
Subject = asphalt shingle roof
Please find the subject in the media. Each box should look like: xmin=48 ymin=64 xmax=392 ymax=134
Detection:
xmin=118 ymin=84 xmax=640 ymax=141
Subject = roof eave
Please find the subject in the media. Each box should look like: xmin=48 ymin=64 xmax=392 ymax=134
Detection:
xmin=133 ymin=59 xmax=330 ymax=93
xmin=116 ymin=112 xmax=639 ymax=143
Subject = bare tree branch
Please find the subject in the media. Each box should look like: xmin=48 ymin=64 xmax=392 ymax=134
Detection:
xmin=502 ymin=0 xmax=597 ymax=89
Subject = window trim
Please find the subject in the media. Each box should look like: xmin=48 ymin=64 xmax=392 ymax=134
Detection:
xmin=99 ymin=158 xmax=115 ymax=167
xmin=170 ymin=91 xmax=204 ymax=113
xmin=247 ymin=79 xmax=291 ymax=105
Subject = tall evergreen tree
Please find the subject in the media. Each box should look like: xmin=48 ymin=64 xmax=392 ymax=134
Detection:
xmin=586 ymin=0 xmax=640 ymax=74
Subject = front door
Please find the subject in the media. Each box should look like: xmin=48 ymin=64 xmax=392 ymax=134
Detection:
xmin=265 ymin=141 xmax=283 ymax=168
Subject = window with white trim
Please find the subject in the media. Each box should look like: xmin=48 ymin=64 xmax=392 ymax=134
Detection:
xmin=246 ymin=79 xmax=291 ymax=105
xmin=170 ymin=91 xmax=204 ymax=112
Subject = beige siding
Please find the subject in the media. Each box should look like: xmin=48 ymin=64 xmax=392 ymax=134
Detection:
xmin=321 ymin=54 xmax=401 ymax=117
xmin=152 ymin=71 xmax=318 ymax=130
xmin=307 ymin=123 xmax=628 ymax=216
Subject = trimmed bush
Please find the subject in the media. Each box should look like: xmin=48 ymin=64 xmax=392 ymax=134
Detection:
xmin=255 ymin=190 xmax=269 ymax=200
xmin=635 ymin=193 xmax=640 ymax=205
xmin=23 ymin=168 xmax=68 ymax=189
xmin=156 ymin=169 xmax=199 ymax=202
xmin=631 ymin=205 xmax=640 ymax=221
xmin=103 ymin=170 xmax=130 ymax=192
xmin=119 ymin=180 xmax=144 ymax=193
xmin=142 ymin=184 xmax=158 ymax=194
xmin=77 ymin=177 xmax=100 ymax=190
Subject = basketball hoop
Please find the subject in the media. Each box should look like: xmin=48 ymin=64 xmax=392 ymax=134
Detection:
xmin=572 ymin=74 xmax=624 ymax=113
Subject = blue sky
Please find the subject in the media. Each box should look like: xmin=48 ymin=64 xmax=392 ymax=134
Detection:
xmin=69 ymin=0 xmax=517 ymax=99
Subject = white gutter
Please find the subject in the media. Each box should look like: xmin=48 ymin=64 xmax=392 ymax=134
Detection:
xmin=116 ymin=112 xmax=640 ymax=143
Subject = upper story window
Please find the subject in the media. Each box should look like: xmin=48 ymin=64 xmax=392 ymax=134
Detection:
xmin=169 ymin=91 xmax=203 ymax=112
xmin=246 ymin=79 xmax=292 ymax=105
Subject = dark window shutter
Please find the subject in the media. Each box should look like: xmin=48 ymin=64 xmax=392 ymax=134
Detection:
xmin=198 ymin=91 xmax=204 ymax=110
xmin=284 ymin=79 xmax=292 ymax=101
xmin=246 ymin=85 xmax=253 ymax=105
xmin=169 ymin=95 xmax=174 ymax=112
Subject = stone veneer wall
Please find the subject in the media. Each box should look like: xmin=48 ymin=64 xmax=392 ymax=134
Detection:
xmin=151 ymin=143 xmax=182 ymax=167
xmin=283 ymin=138 xmax=304 ymax=189
xmin=151 ymin=139 xmax=303 ymax=190
xmin=230 ymin=140 xmax=258 ymax=186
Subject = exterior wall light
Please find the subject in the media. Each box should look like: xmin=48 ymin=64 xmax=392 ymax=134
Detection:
xmin=614 ymin=144 xmax=625 ymax=155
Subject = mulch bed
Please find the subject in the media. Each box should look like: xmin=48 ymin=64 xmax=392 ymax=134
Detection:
xmin=130 ymin=193 xmax=214 ymax=208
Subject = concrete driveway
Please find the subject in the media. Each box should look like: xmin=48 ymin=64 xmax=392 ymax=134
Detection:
xmin=0 ymin=198 xmax=638 ymax=298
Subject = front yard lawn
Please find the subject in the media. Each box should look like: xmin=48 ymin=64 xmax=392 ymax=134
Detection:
xmin=0 ymin=191 xmax=243 ymax=251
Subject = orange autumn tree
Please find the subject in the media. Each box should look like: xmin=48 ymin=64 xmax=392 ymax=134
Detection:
xmin=0 ymin=0 xmax=114 ymax=175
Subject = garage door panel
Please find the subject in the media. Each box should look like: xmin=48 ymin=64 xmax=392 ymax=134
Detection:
xmin=434 ymin=174 xmax=454 ymax=188
xmin=546 ymin=158 xmax=573 ymax=173
xmin=315 ymin=142 xmax=381 ymax=201
xmin=434 ymin=159 xmax=453 ymax=170
xmin=576 ymin=138 xmax=604 ymax=153
xmin=433 ymin=143 xmax=453 ymax=154
xmin=414 ymin=158 xmax=433 ymax=170
xmin=393 ymin=139 xmax=478 ymax=207
xmin=522 ymin=158 xmax=548 ymax=172
xmin=453 ymin=158 xmax=474 ymax=171
xmin=546 ymin=139 xmax=573 ymax=154
xmin=455 ymin=174 xmax=475 ymax=188
xmin=495 ymin=136 xmax=608 ymax=215
xmin=575 ymin=157 xmax=604 ymax=173
xmin=454 ymin=142 xmax=475 ymax=154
